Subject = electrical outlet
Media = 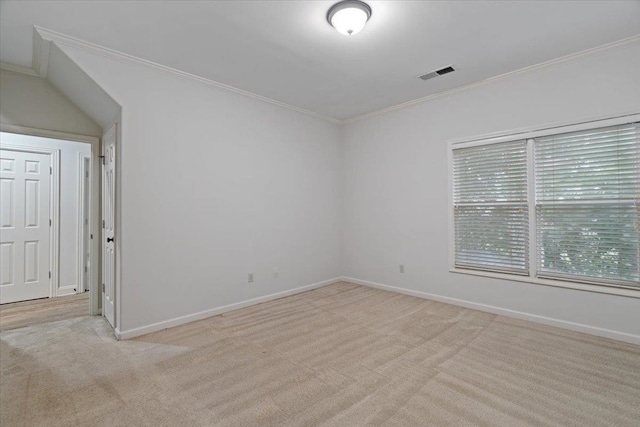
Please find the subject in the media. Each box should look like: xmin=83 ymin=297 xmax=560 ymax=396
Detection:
xmin=399 ymin=264 xmax=405 ymax=274
xmin=248 ymin=273 xmax=254 ymax=283
xmin=273 ymin=267 xmax=278 ymax=278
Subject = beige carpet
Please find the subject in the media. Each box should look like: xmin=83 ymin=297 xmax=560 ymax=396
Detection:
xmin=1 ymin=282 xmax=639 ymax=426
xmin=0 ymin=293 xmax=89 ymax=332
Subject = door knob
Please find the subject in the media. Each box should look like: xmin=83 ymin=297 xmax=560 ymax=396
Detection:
xmin=107 ymin=237 xmax=114 ymax=243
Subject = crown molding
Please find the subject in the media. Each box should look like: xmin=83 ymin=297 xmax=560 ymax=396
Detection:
xmin=31 ymin=26 xmax=640 ymax=127
xmin=342 ymin=34 xmax=640 ymax=125
xmin=33 ymin=26 xmax=342 ymax=125
xmin=0 ymin=61 xmax=38 ymax=77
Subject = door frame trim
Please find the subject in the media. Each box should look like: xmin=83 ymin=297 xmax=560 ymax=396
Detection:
xmin=0 ymin=142 xmax=59 ymax=299
xmin=0 ymin=124 xmax=100 ymax=315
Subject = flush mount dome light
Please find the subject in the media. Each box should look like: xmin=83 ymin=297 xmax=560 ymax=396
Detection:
xmin=327 ymin=0 xmax=372 ymax=36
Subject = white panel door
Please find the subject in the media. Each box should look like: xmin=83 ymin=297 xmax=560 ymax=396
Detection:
xmin=102 ymin=126 xmax=116 ymax=327
xmin=0 ymin=150 xmax=51 ymax=304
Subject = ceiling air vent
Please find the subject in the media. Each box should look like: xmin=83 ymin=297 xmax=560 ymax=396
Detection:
xmin=419 ymin=65 xmax=455 ymax=81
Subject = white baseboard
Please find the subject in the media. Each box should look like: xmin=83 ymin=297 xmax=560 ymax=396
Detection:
xmin=115 ymin=277 xmax=343 ymax=340
xmin=343 ymin=276 xmax=640 ymax=345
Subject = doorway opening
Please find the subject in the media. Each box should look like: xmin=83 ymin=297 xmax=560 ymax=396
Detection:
xmin=0 ymin=128 xmax=100 ymax=330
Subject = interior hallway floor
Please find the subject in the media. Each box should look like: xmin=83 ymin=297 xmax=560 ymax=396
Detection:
xmin=1 ymin=282 xmax=639 ymax=426
xmin=0 ymin=292 xmax=89 ymax=332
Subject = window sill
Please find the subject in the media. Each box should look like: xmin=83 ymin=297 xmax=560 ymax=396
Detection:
xmin=449 ymin=267 xmax=640 ymax=299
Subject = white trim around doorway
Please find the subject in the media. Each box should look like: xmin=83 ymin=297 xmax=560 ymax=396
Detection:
xmin=0 ymin=124 xmax=100 ymax=315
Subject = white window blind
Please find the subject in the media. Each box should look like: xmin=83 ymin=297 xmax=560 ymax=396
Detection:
xmin=534 ymin=123 xmax=640 ymax=287
xmin=453 ymin=140 xmax=529 ymax=274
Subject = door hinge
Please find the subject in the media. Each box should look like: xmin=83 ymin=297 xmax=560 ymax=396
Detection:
xmin=84 ymin=266 xmax=88 ymax=273
xmin=91 ymin=234 xmax=93 ymax=239
xmin=85 ymin=171 xmax=89 ymax=178
xmin=102 ymin=283 xmax=105 ymax=293
xmin=50 ymin=167 xmax=52 ymax=175
xmin=102 ymin=220 xmax=105 ymax=228
xmin=49 ymin=219 xmax=52 ymax=227
xmin=49 ymin=271 xmax=51 ymax=279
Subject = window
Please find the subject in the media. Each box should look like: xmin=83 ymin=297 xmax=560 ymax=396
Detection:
xmin=453 ymin=140 xmax=529 ymax=274
xmin=451 ymin=118 xmax=640 ymax=291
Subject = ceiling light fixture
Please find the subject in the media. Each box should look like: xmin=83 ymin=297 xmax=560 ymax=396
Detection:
xmin=327 ymin=0 xmax=372 ymax=36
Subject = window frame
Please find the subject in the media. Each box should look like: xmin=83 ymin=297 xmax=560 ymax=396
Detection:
xmin=448 ymin=112 xmax=640 ymax=298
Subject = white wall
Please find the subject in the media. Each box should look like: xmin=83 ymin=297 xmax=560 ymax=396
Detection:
xmin=0 ymin=69 xmax=102 ymax=136
xmin=0 ymin=131 xmax=91 ymax=295
xmin=342 ymin=44 xmax=640 ymax=341
xmin=57 ymin=44 xmax=343 ymax=335
xmin=52 ymin=37 xmax=639 ymax=342
xmin=46 ymin=44 xmax=121 ymax=129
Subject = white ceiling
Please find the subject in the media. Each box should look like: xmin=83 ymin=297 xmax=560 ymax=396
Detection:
xmin=1 ymin=1 xmax=639 ymax=121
